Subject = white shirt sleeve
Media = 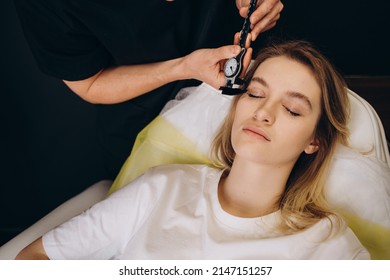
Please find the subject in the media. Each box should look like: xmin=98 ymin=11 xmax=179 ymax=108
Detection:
xmin=42 ymin=173 xmax=157 ymax=259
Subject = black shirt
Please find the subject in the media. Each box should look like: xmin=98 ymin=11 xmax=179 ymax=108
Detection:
xmin=14 ymin=0 xmax=245 ymax=178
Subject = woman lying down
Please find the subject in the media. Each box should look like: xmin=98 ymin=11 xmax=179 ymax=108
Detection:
xmin=16 ymin=40 xmax=370 ymax=260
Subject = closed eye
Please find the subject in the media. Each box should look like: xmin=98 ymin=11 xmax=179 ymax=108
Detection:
xmin=283 ymin=106 xmax=300 ymax=117
xmin=247 ymin=92 xmax=265 ymax=98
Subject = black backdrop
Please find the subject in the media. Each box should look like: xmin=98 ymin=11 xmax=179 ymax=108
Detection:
xmin=1 ymin=0 xmax=389 ymax=246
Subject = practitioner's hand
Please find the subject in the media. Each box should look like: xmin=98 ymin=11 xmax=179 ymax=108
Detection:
xmin=181 ymin=45 xmax=252 ymax=89
xmin=236 ymin=0 xmax=284 ymax=41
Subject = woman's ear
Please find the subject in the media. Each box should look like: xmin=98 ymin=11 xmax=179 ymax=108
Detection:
xmin=304 ymin=139 xmax=319 ymax=155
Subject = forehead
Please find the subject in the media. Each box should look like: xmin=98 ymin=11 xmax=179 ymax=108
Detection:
xmin=251 ymin=56 xmax=322 ymax=105
xmin=253 ymin=56 xmax=319 ymax=89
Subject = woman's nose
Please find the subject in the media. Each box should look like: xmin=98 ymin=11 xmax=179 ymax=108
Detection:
xmin=252 ymin=103 xmax=275 ymax=124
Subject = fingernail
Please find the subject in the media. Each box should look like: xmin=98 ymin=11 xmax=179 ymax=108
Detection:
xmin=251 ymin=33 xmax=257 ymax=41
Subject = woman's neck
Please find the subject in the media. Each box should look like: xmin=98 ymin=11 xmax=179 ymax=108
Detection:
xmin=218 ymin=156 xmax=293 ymax=218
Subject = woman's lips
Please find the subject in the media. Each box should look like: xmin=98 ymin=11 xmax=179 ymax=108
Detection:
xmin=243 ymin=126 xmax=271 ymax=141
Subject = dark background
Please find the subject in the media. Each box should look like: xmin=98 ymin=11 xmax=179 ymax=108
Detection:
xmin=1 ymin=0 xmax=389 ymax=246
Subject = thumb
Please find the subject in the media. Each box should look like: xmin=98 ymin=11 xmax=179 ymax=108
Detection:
xmin=213 ymin=45 xmax=241 ymax=61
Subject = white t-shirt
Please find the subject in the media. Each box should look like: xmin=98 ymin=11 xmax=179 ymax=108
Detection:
xmin=43 ymin=164 xmax=370 ymax=259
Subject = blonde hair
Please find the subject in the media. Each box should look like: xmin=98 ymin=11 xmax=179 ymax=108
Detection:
xmin=212 ymin=40 xmax=350 ymax=232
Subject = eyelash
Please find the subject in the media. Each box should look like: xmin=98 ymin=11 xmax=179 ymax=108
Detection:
xmin=283 ymin=106 xmax=300 ymax=117
xmin=247 ymin=92 xmax=264 ymax=98
xmin=247 ymin=92 xmax=301 ymax=117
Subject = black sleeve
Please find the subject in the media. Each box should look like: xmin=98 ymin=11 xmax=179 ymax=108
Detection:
xmin=14 ymin=0 xmax=112 ymax=81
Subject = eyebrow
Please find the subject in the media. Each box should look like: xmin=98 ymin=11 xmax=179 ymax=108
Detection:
xmin=250 ymin=76 xmax=313 ymax=110
xmin=251 ymin=76 xmax=269 ymax=88
xmin=286 ymin=91 xmax=313 ymax=110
